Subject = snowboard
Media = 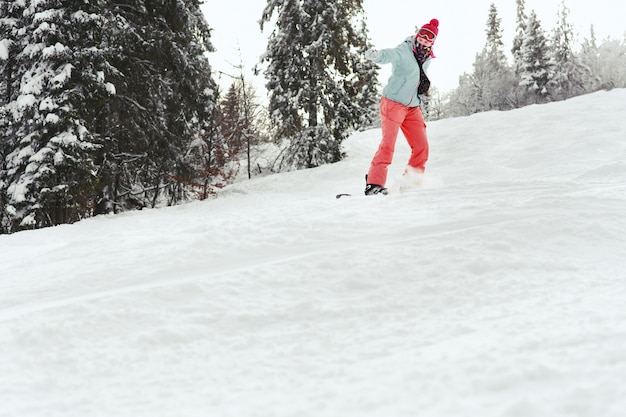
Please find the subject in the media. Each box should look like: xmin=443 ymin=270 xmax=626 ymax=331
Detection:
xmin=335 ymin=189 xmax=388 ymax=199
xmin=338 ymin=170 xmax=424 ymax=198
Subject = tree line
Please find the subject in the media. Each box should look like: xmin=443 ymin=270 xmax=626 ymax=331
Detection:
xmin=432 ymin=0 xmax=626 ymax=118
xmin=0 ymin=0 xmax=378 ymax=234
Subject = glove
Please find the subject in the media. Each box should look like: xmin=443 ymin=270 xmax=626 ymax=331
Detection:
xmin=365 ymin=48 xmax=379 ymax=61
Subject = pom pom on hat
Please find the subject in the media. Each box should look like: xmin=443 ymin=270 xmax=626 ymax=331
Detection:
xmin=420 ymin=18 xmax=439 ymax=36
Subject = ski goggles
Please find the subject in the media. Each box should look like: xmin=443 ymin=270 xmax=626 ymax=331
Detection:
xmin=416 ymin=28 xmax=436 ymax=44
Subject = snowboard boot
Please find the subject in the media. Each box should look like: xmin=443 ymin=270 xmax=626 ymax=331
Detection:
xmin=364 ymin=184 xmax=388 ymax=195
xmin=364 ymin=174 xmax=388 ymax=196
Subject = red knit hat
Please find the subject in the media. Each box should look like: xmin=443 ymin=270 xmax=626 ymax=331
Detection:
xmin=419 ymin=19 xmax=439 ymax=38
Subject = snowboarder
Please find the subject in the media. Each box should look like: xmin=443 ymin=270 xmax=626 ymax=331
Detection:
xmin=363 ymin=19 xmax=439 ymax=195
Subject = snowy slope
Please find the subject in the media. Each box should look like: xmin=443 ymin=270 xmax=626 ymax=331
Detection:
xmin=1 ymin=90 xmax=626 ymax=417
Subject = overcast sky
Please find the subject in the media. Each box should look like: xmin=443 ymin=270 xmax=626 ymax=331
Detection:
xmin=201 ymin=0 xmax=625 ymax=96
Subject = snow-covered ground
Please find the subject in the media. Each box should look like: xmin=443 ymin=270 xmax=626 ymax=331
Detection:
xmin=2 ymin=90 xmax=626 ymax=417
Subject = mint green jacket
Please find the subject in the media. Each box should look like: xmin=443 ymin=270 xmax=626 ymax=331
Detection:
xmin=371 ymin=38 xmax=432 ymax=107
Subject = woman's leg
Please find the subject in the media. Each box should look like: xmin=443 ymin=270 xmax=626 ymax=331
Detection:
xmin=367 ymin=98 xmax=407 ymax=186
xmin=401 ymin=106 xmax=429 ymax=172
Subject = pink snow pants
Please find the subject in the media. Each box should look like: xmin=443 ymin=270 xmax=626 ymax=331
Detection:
xmin=367 ymin=97 xmax=429 ymax=187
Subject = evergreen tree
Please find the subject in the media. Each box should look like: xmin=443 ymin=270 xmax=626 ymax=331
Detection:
xmin=519 ymin=10 xmax=552 ymax=103
xmin=94 ymin=0 xmax=218 ymax=214
xmin=548 ymin=0 xmax=586 ymax=100
xmin=483 ymin=4 xmax=508 ymax=70
xmin=260 ymin=0 xmax=378 ymax=170
xmin=219 ymin=82 xmax=247 ymax=157
xmin=473 ymin=4 xmax=516 ymax=111
xmin=0 ymin=0 xmax=218 ymax=232
xmin=579 ymin=25 xmax=601 ymax=90
xmin=511 ymin=0 xmax=527 ymax=75
xmin=444 ymin=4 xmax=516 ymax=116
xmin=0 ymin=0 xmax=19 ymax=232
xmin=0 ymin=0 xmax=109 ymax=232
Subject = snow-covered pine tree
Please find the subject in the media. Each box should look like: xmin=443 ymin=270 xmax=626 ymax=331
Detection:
xmin=1 ymin=1 xmax=218 ymax=232
xmin=0 ymin=0 xmax=17 ymax=233
xmin=579 ymin=25 xmax=601 ymax=90
xmin=0 ymin=0 xmax=109 ymax=232
xmin=511 ymin=0 xmax=527 ymax=76
xmin=519 ymin=10 xmax=552 ymax=104
xmin=483 ymin=4 xmax=509 ymax=76
xmin=444 ymin=4 xmax=516 ymax=116
xmin=219 ymin=82 xmax=247 ymax=158
xmin=471 ymin=4 xmax=517 ymax=112
xmin=94 ymin=0 xmax=218 ymax=214
xmin=260 ymin=0 xmax=378 ymax=170
xmin=548 ymin=0 xmax=586 ymax=100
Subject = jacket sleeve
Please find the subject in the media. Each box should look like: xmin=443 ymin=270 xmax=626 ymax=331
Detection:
xmin=371 ymin=43 xmax=405 ymax=65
